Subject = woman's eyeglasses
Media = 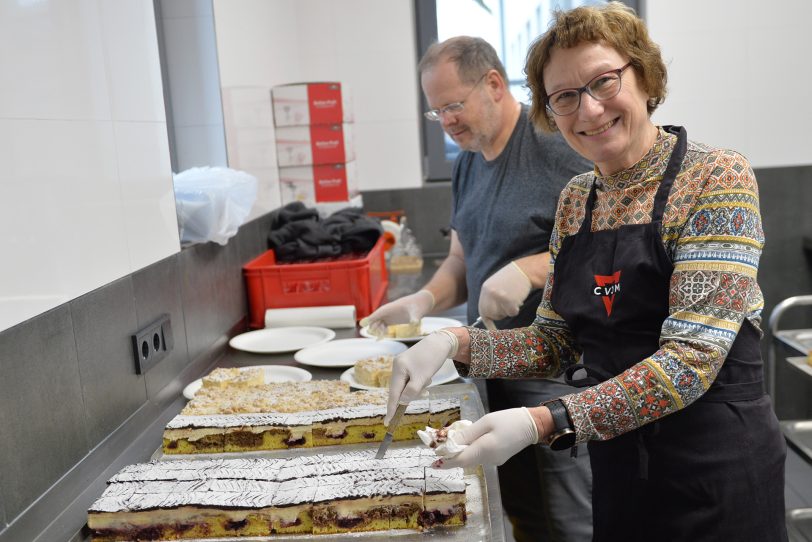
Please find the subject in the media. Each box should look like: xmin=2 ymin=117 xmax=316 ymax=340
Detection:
xmin=545 ymin=62 xmax=632 ymax=116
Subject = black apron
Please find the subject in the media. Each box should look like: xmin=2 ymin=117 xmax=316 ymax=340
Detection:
xmin=550 ymin=127 xmax=787 ymax=542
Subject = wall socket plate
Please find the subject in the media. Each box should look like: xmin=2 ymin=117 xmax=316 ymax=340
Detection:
xmin=131 ymin=314 xmax=173 ymax=374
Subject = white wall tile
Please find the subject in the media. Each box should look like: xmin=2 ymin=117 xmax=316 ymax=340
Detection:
xmin=0 ymin=118 xmax=131 ymax=330
xmin=354 ymin=120 xmax=422 ymax=191
xmin=646 ymin=0 xmax=812 ymax=168
xmin=113 ymin=122 xmax=181 ymax=272
xmin=99 ymin=0 xmax=167 ymax=122
xmin=0 ymin=0 xmax=111 ymax=120
xmin=213 ymin=0 xmax=302 ymax=88
xmin=0 ymin=2 xmax=181 ymax=332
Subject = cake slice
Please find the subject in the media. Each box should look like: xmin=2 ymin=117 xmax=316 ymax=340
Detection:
xmin=387 ymin=321 xmax=422 ymax=338
xmin=311 ymin=405 xmax=388 ymax=446
xmin=420 ymin=468 xmax=467 ymax=528
xmin=354 ymin=355 xmax=393 ymax=387
xmin=201 ymin=366 xmax=264 ymax=389
xmin=269 ymin=478 xmax=317 ymax=534
xmin=162 ymin=414 xmax=227 ymax=454
xmin=429 ymin=397 xmax=462 ymax=429
xmin=312 ymin=472 xmax=423 ymax=534
xmin=223 ymin=412 xmax=312 ymax=452
xmin=87 ymin=478 xmax=279 ymax=541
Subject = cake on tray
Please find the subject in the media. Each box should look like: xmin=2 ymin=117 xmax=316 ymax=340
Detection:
xmin=163 ymin=380 xmax=460 ymax=455
xmin=88 ymin=449 xmax=467 ymax=541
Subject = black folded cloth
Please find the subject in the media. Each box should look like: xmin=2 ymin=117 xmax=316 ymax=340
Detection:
xmin=267 ymin=202 xmax=382 ymax=262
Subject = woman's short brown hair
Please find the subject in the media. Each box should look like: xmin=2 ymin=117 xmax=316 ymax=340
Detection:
xmin=525 ymin=2 xmax=667 ymax=133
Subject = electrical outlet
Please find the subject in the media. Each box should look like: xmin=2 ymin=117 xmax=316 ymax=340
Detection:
xmin=131 ymin=314 xmax=173 ymax=374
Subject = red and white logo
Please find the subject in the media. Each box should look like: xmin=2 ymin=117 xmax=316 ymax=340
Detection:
xmin=593 ymin=271 xmax=621 ymax=316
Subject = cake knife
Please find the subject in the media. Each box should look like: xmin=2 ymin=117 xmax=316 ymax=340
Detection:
xmin=375 ymin=402 xmax=408 ymax=459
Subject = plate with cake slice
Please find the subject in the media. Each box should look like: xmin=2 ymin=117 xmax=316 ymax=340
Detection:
xmin=182 ymin=365 xmax=312 ymax=400
xmin=293 ymin=338 xmax=407 ymax=368
xmin=341 ymin=358 xmax=460 ymax=390
xmin=359 ymin=316 xmax=464 ymax=342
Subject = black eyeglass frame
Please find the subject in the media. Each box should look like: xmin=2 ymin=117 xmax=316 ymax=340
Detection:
xmin=545 ymin=62 xmax=633 ymax=116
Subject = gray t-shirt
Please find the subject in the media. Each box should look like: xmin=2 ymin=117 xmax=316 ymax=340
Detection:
xmin=451 ymin=104 xmax=592 ymax=329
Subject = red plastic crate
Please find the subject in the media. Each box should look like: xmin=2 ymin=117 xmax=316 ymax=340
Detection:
xmin=243 ymin=236 xmax=388 ymax=329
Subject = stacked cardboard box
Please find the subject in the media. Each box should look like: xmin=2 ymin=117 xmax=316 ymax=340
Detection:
xmin=272 ymin=82 xmax=360 ymax=210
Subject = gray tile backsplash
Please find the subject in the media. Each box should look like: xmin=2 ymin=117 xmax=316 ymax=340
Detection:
xmin=133 ymin=255 xmax=190 ymax=399
xmin=0 ymin=305 xmax=88 ymax=520
xmin=361 ymin=183 xmax=453 ymax=256
xmin=179 ymin=237 xmax=248 ymax=365
xmin=71 ymin=277 xmax=146 ymax=448
xmin=757 ymin=165 xmax=812 ymax=419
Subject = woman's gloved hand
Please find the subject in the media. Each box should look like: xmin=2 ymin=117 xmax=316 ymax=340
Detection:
xmin=385 ymin=330 xmax=458 ymax=426
xmin=360 ymin=290 xmax=435 ymax=337
xmin=434 ymin=407 xmax=539 ymax=468
xmin=478 ymin=261 xmax=532 ymax=329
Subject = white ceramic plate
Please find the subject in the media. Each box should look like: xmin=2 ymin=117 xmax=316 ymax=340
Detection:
xmin=358 ymin=316 xmax=464 ymax=342
xmin=293 ymin=338 xmax=408 ymax=368
xmin=340 ymin=359 xmax=460 ymax=391
xmin=182 ymin=365 xmax=312 ymax=400
xmin=228 ymin=327 xmax=335 ymax=354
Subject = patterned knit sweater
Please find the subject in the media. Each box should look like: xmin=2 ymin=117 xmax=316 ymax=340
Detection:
xmin=461 ymin=127 xmax=765 ymax=445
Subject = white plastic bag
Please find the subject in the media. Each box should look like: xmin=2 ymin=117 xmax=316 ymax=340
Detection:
xmin=173 ymin=167 xmax=258 ymax=245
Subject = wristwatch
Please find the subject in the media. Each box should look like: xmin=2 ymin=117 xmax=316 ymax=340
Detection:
xmin=544 ymin=400 xmax=576 ymax=451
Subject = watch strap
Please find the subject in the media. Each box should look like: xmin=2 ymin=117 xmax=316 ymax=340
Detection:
xmin=546 ymin=399 xmax=572 ymax=432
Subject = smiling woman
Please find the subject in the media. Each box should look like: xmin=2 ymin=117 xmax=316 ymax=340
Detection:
xmin=390 ymin=3 xmax=789 ymax=541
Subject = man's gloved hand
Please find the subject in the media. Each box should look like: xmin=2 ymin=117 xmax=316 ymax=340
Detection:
xmin=436 ymin=407 xmax=539 ymax=468
xmin=385 ymin=330 xmax=458 ymax=426
xmin=478 ymin=262 xmax=532 ymax=329
xmin=360 ymin=290 xmax=435 ymax=337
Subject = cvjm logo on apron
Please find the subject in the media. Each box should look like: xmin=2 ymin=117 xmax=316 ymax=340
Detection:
xmin=593 ymin=271 xmax=621 ymax=316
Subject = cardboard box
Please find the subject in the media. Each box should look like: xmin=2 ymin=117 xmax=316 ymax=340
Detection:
xmin=278 ymin=161 xmax=359 ymax=204
xmin=271 ymin=82 xmax=353 ymax=127
xmin=275 ymin=123 xmax=355 ymax=167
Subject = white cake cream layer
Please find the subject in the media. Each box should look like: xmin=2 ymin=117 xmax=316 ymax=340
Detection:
xmin=90 ymin=483 xmax=279 ymax=513
xmin=92 ymin=448 xmax=465 ymax=513
xmin=167 ymin=413 xmax=302 ymax=429
xmin=429 ymin=397 xmax=461 ymax=414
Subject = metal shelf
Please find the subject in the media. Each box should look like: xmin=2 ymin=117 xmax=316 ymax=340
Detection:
xmin=788 ymin=507 xmax=812 ymax=541
xmin=788 ymin=356 xmax=812 ymax=379
xmin=776 ymin=330 xmax=812 ymax=357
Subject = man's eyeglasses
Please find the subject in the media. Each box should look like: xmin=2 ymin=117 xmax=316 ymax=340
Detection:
xmin=424 ymin=72 xmax=488 ymax=122
xmin=545 ymin=62 xmax=632 ymax=116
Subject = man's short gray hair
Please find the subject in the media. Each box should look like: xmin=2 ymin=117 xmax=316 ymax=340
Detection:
xmin=418 ymin=36 xmax=508 ymax=85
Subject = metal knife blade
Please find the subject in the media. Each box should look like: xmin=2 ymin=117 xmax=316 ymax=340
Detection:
xmin=375 ymin=403 xmax=408 ymax=459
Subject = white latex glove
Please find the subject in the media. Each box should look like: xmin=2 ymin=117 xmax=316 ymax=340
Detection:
xmin=385 ymin=330 xmax=458 ymax=426
xmin=478 ymin=261 xmax=532 ymax=328
xmin=435 ymin=408 xmax=539 ymax=468
xmin=360 ymin=290 xmax=434 ymax=337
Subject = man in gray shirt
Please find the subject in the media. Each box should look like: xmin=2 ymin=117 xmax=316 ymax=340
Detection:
xmin=363 ymin=37 xmax=592 ymax=541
